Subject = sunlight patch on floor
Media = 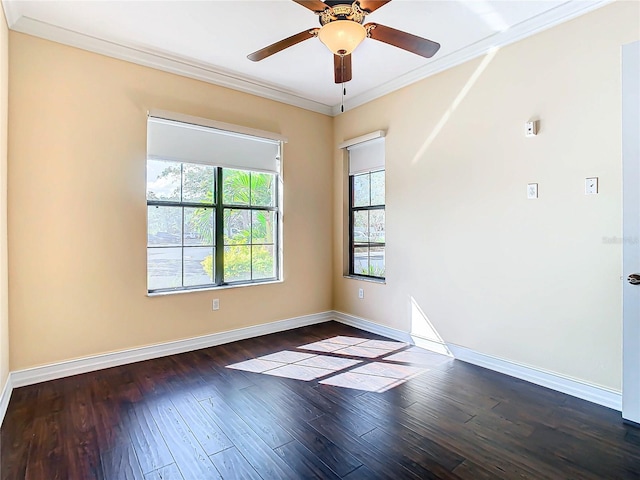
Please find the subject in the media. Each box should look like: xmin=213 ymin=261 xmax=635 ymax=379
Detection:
xmin=299 ymin=336 xmax=407 ymax=358
xmin=384 ymin=349 xmax=443 ymax=365
xmin=265 ymin=364 xmax=335 ymax=381
xmin=226 ymin=336 xmax=440 ymax=393
xmin=226 ymin=358 xmax=286 ymax=373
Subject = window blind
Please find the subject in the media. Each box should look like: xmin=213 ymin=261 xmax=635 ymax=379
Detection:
xmin=147 ymin=111 xmax=285 ymax=173
xmin=348 ymin=137 xmax=385 ymax=175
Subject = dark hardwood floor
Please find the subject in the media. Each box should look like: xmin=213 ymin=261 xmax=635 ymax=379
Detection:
xmin=1 ymin=321 xmax=639 ymax=479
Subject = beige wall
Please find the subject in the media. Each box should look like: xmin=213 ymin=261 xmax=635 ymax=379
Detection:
xmin=333 ymin=1 xmax=640 ymax=391
xmin=0 ymin=7 xmax=8 ymax=388
xmin=8 ymin=33 xmax=333 ymax=370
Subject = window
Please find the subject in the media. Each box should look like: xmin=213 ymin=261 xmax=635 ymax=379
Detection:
xmin=347 ymin=135 xmax=385 ymax=280
xmin=146 ymin=112 xmax=284 ymax=293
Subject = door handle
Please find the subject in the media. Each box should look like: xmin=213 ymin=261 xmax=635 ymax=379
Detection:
xmin=628 ymin=274 xmax=640 ymax=285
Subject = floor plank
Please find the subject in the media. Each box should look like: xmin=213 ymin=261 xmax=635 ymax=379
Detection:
xmin=274 ymin=440 xmax=343 ymax=480
xmin=100 ymin=441 xmax=145 ymax=480
xmin=125 ymin=403 xmax=174 ymax=474
xmin=198 ymin=396 xmax=299 ymax=479
xmin=143 ymin=463 xmax=183 ymax=480
xmin=24 ymin=413 xmax=69 ymax=480
xmin=167 ymin=392 xmax=233 ymax=456
xmin=146 ymin=399 xmax=222 ymax=479
xmin=209 ymin=447 xmax=262 ymax=480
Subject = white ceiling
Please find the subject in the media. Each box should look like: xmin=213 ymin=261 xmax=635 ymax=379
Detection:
xmin=3 ymin=0 xmax=610 ymax=115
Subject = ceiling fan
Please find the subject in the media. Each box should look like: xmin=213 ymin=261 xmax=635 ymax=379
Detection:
xmin=247 ymin=0 xmax=441 ymax=84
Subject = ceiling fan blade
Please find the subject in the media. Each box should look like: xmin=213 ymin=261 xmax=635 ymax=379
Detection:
xmin=334 ymin=54 xmax=352 ymax=83
xmin=365 ymin=23 xmax=440 ymax=58
xmin=291 ymin=0 xmax=328 ymax=13
xmin=358 ymin=0 xmax=392 ymax=13
xmin=248 ymin=29 xmax=319 ymax=61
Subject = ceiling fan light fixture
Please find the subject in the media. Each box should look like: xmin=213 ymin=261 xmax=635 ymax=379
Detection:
xmin=318 ymin=20 xmax=366 ymax=55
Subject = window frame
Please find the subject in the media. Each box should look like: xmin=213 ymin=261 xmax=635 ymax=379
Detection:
xmin=348 ymin=169 xmax=385 ymax=281
xmin=147 ymin=163 xmax=280 ymax=294
xmin=216 ymin=167 xmax=280 ymax=287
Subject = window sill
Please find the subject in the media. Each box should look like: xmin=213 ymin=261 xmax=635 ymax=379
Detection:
xmin=343 ymin=275 xmax=386 ymax=285
xmin=147 ymin=279 xmax=283 ymax=297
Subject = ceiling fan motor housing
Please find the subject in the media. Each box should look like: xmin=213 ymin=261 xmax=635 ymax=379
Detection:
xmin=319 ymin=2 xmax=366 ymax=26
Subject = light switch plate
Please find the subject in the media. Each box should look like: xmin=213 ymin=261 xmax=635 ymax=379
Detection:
xmin=527 ymin=183 xmax=538 ymax=199
xmin=585 ymin=177 xmax=598 ymax=195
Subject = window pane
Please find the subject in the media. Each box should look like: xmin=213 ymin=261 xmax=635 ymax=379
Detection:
xmin=147 ymin=160 xmax=181 ymax=202
xmin=353 ymin=211 xmax=369 ymax=242
xmin=148 ymin=206 xmax=182 ymax=246
xmin=184 ymin=207 xmax=213 ymax=246
xmin=147 ymin=161 xmax=280 ymax=291
xmin=370 ymin=170 xmax=385 ymax=206
xmin=184 ymin=247 xmax=214 ymax=287
xmin=252 ymin=210 xmax=276 ymax=244
xmin=224 ymin=246 xmax=251 ymax=282
xmin=223 ymin=168 xmax=250 ymax=206
xmin=148 ymin=247 xmax=182 ymax=290
xmin=353 ymin=173 xmax=370 ymax=207
xmin=370 ymin=210 xmax=385 ymax=243
xmin=183 ymin=164 xmax=214 ymax=204
xmin=370 ymin=246 xmax=385 ymax=277
xmin=252 ymin=245 xmax=275 ymax=280
xmin=251 ymin=172 xmax=275 ymax=207
xmin=224 ymin=209 xmax=251 ymax=245
xmin=353 ymin=247 xmax=369 ymax=276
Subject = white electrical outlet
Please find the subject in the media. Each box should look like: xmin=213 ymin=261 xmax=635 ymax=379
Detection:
xmin=212 ymin=299 xmax=219 ymax=311
xmin=585 ymin=177 xmax=598 ymax=195
xmin=358 ymin=288 xmax=364 ymax=299
xmin=525 ymin=120 xmax=538 ymax=137
xmin=527 ymin=183 xmax=538 ymax=199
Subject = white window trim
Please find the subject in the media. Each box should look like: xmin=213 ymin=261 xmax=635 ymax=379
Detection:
xmin=338 ymin=130 xmax=385 ymax=149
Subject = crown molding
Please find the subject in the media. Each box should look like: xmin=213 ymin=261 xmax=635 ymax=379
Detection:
xmin=1 ymin=0 xmax=20 ymax=28
xmin=332 ymin=0 xmax=613 ymax=115
xmin=3 ymin=0 xmax=613 ymax=117
xmin=7 ymin=15 xmax=334 ymax=116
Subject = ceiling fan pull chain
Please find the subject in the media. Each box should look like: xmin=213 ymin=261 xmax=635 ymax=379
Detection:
xmin=341 ymin=54 xmax=345 ymax=112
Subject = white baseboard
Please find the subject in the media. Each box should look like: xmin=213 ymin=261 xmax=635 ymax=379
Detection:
xmin=332 ymin=310 xmax=622 ymax=411
xmin=11 ymin=311 xmax=332 ymax=389
xmin=0 ymin=373 xmax=12 ymax=426
xmin=332 ymin=311 xmax=413 ymax=343
xmin=448 ymin=344 xmax=622 ymax=411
